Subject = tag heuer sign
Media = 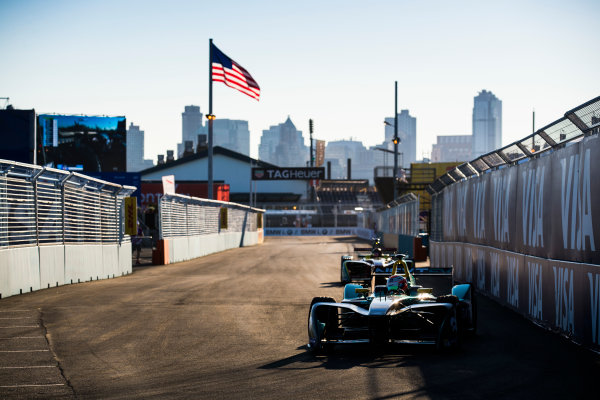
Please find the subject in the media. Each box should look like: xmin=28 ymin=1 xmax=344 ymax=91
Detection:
xmin=252 ymin=167 xmax=325 ymax=180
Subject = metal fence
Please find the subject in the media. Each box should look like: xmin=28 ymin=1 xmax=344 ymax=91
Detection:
xmin=375 ymin=193 xmax=419 ymax=237
xmin=159 ymin=193 xmax=263 ymax=239
xmin=0 ymin=159 xmax=136 ymax=248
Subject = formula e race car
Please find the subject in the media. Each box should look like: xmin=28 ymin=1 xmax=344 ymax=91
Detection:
xmin=340 ymin=238 xmax=400 ymax=283
xmin=309 ymin=255 xmax=476 ymax=353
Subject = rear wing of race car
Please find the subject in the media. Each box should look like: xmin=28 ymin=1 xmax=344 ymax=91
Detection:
xmin=353 ymin=247 xmax=397 ymax=252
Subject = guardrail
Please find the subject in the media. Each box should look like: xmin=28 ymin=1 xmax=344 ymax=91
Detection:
xmin=155 ymin=193 xmax=264 ymax=264
xmin=0 ymin=159 xmax=136 ymax=299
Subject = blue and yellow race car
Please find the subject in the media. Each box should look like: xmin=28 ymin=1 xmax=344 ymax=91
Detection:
xmin=310 ymin=254 xmax=476 ymax=353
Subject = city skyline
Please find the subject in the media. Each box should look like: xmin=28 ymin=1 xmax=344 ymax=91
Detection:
xmin=1 ymin=0 xmax=598 ymax=163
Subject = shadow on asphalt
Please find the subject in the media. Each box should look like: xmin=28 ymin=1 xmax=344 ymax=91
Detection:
xmin=258 ymin=343 xmax=448 ymax=371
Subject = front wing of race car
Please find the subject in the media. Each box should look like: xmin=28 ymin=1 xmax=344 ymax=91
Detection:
xmin=308 ymin=299 xmax=458 ymax=352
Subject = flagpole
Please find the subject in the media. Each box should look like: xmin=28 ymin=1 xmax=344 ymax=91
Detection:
xmin=208 ymin=38 xmax=214 ymax=200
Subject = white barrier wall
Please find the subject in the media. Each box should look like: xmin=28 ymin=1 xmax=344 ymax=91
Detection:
xmin=0 ymin=244 xmax=132 ymax=299
xmin=158 ymin=194 xmax=265 ymax=265
xmin=166 ymin=231 xmax=261 ymax=264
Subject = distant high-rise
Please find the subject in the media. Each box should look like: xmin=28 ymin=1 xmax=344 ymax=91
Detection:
xmin=213 ymin=119 xmax=250 ymax=156
xmin=384 ymin=109 xmax=416 ymax=168
xmin=177 ymin=105 xmax=249 ymax=157
xmin=126 ymin=123 xmax=154 ymax=172
xmin=178 ymin=105 xmax=206 ymax=157
xmin=472 ymin=90 xmax=502 ymax=158
xmin=431 ymin=135 xmax=472 ymax=162
xmin=258 ymin=117 xmax=308 ymax=167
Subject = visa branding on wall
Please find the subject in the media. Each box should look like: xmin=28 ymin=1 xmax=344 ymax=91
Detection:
xmin=430 ymin=135 xmax=600 ymax=351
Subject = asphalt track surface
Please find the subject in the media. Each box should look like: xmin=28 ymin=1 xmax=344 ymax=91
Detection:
xmin=1 ymin=236 xmax=599 ymax=399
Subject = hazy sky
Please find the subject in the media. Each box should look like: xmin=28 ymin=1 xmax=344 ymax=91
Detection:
xmin=1 ymin=0 xmax=598 ymax=162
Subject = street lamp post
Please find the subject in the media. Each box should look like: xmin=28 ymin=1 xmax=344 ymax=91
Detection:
xmin=393 ymin=81 xmax=399 ymax=201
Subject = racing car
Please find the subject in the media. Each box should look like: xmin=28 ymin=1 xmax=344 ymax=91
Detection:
xmin=340 ymin=238 xmax=400 ymax=283
xmin=309 ymin=254 xmax=477 ymax=353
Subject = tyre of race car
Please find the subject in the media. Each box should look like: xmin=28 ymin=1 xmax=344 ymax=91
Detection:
xmin=435 ymin=307 xmax=459 ymax=352
xmin=308 ymin=297 xmax=337 ymax=353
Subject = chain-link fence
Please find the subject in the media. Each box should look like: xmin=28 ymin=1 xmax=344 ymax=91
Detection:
xmin=0 ymin=159 xmax=136 ymax=249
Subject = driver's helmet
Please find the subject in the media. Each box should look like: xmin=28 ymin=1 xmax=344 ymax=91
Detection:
xmin=387 ymin=275 xmax=408 ymax=293
xmin=372 ymin=248 xmax=383 ymax=258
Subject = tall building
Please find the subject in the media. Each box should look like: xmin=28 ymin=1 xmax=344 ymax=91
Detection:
xmin=324 ymin=140 xmax=384 ymax=183
xmin=177 ymin=105 xmax=250 ymax=157
xmin=178 ymin=105 xmax=206 ymax=157
xmin=431 ymin=135 xmax=472 ymax=162
xmin=384 ymin=109 xmax=416 ymax=168
xmin=126 ymin=123 xmax=154 ymax=172
xmin=472 ymin=90 xmax=502 ymax=158
xmin=213 ymin=119 xmax=250 ymax=156
xmin=258 ymin=117 xmax=308 ymax=167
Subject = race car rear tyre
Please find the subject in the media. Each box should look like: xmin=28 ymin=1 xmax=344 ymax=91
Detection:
xmin=308 ymin=297 xmax=337 ymax=354
xmin=436 ymin=307 xmax=459 ymax=352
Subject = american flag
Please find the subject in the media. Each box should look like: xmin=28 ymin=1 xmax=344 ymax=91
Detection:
xmin=211 ymin=43 xmax=260 ymax=101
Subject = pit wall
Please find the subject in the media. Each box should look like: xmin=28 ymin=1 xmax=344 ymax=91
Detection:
xmin=429 ymin=135 xmax=600 ymax=352
xmin=0 ymin=243 xmax=132 ymax=299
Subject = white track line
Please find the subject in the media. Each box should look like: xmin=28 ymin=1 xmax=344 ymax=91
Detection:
xmin=0 ymin=350 xmax=49 ymax=353
xmin=0 ymin=384 xmax=65 ymax=388
xmin=0 ymin=337 xmax=44 ymax=340
xmin=0 ymin=325 xmax=39 ymax=327
xmin=0 ymin=310 xmax=32 ymax=313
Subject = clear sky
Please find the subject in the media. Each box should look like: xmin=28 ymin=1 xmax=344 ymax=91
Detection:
xmin=1 ymin=0 xmax=598 ymax=162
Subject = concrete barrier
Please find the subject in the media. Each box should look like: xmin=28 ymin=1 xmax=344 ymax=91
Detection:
xmin=39 ymin=245 xmax=65 ymax=289
xmin=0 ymin=247 xmax=40 ymax=298
xmin=156 ymin=231 xmax=262 ymax=265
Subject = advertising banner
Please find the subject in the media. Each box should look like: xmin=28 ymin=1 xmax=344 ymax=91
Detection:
xmin=252 ymin=167 xmax=325 ymax=181
xmin=550 ymin=136 xmax=600 ymax=264
xmin=486 ymin=167 xmax=518 ymax=251
xmin=265 ymin=227 xmax=359 ymax=236
xmin=124 ymin=197 xmax=137 ymax=235
xmin=445 ymin=240 xmax=600 ymax=352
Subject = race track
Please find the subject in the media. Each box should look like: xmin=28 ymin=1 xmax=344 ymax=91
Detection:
xmin=1 ymin=236 xmax=599 ymax=399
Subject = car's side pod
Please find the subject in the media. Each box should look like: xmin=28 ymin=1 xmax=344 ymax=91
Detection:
xmin=451 ymin=283 xmax=472 ymax=301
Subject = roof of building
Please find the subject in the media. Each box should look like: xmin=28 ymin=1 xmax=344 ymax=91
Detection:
xmin=140 ymin=146 xmax=278 ymax=175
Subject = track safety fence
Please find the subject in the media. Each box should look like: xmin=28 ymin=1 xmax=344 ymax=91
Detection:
xmin=0 ymin=159 xmax=136 ymax=299
xmin=155 ymin=193 xmax=264 ymax=264
xmin=426 ymin=96 xmax=600 ymax=352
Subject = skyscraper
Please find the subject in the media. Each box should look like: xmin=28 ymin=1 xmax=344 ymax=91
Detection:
xmin=431 ymin=135 xmax=472 ymax=162
xmin=213 ymin=119 xmax=250 ymax=156
xmin=472 ymin=90 xmax=502 ymax=158
xmin=384 ymin=109 xmax=416 ymax=168
xmin=126 ymin=123 xmax=154 ymax=172
xmin=178 ymin=105 xmax=206 ymax=157
xmin=258 ymin=117 xmax=308 ymax=167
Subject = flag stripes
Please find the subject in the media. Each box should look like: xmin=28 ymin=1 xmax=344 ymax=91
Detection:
xmin=211 ymin=43 xmax=260 ymax=101
xmin=212 ymin=63 xmax=260 ymax=100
